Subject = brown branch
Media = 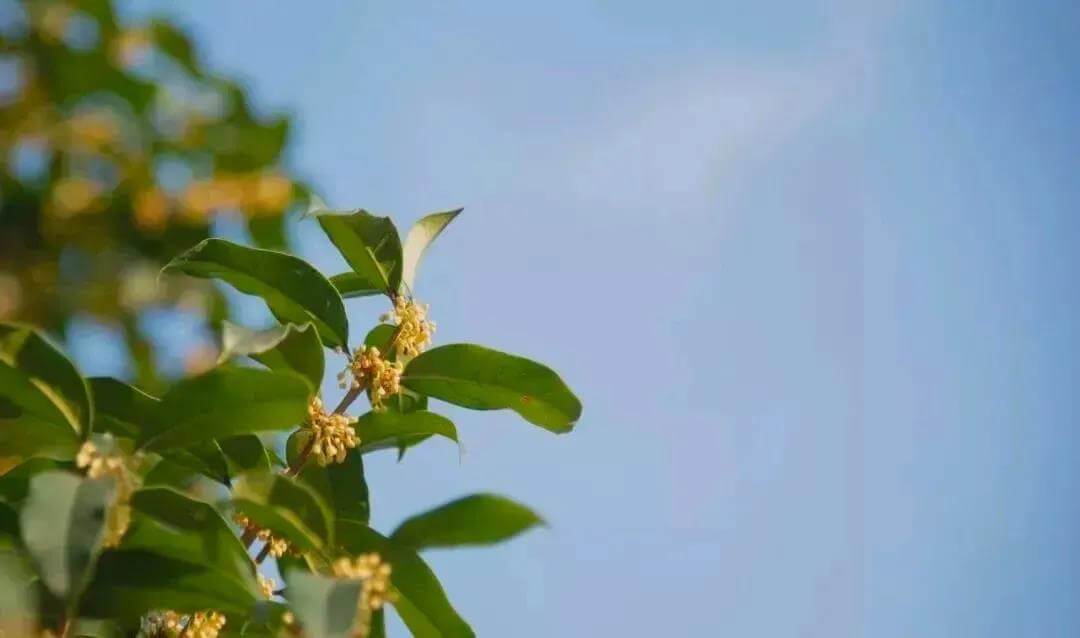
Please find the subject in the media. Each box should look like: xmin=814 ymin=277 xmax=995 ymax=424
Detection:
xmin=255 ymin=542 xmax=272 ymax=564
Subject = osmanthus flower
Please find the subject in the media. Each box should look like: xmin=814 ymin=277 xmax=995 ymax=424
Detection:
xmin=380 ymin=296 xmax=436 ymax=357
xmin=76 ymin=439 xmax=138 ymax=548
xmin=305 ymin=396 xmax=359 ymax=465
xmin=332 ymin=553 xmax=395 ymax=638
xmin=139 ymin=609 xmax=226 ymax=638
xmin=338 ymin=346 xmax=403 ymax=410
xmin=257 ymin=574 xmax=277 ymax=599
xmin=233 ymin=513 xmax=294 ymax=558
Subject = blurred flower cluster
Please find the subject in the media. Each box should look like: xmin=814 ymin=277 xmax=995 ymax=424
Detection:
xmin=0 ymin=0 xmax=309 ymax=390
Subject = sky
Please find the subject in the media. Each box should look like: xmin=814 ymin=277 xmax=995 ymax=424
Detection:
xmin=66 ymin=1 xmax=1080 ymax=635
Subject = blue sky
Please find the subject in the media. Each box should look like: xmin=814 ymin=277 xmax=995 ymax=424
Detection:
xmin=74 ymin=1 xmax=1080 ymax=635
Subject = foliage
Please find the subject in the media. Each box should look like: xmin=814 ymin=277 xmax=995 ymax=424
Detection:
xmin=0 ymin=0 xmax=308 ymax=392
xmin=0 ymin=207 xmax=582 ymax=637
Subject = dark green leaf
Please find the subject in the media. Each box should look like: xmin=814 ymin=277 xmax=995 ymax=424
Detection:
xmin=162 ymin=238 xmax=349 ymax=348
xmin=88 ymin=377 xmax=157 ymax=440
xmin=80 ymin=551 xmax=255 ymax=627
xmin=0 ymin=322 xmax=90 ymax=460
xmin=403 ymin=344 xmax=582 ymax=433
xmin=285 ymin=570 xmax=364 ymax=638
xmin=232 ymin=472 xmax=333 ymax=556
xmin=219 ymin=435 xmax=272 ymax=476
xmin=364 ymin=324 xmax=398 ymax=355
xmin=400 ymin=209 xmax=461 ymax=294
xmin=137 ymin=367 xmax=310 ymax=451
xmin=330 ymin=272 xmax=384 ymax=300
xmin=122 ymin=487 xmax=255 ymax=586
xmin=390 ymin=494 xmax=544 ymax=550
xmin=290 ymin=433 xmax=370 ymax=524
xmin=354 ymin=410 xmax=457 ymax=455
xmin=317 ymin=211 xmax=402 ymax=295
xmin=219 ymin=321 xmax=324 ymax=392
xmin=161 ymin=440 xmax=230 ymax=485
xmin=336 ymin=521 xmax=473 ymax=638
xmin=20 ymin=472 xmax=113 ymax=602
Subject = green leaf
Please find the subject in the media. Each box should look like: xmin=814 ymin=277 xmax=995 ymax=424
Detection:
xmin=336 ymin=521 xmax=473 ymax=638
xmin=317 ymin=211 xmax=402 ymax=295
xmin=219 ymin=321 xmax=324 ymax=392
xmin=400 ymin=208 xmax=461 ymax=294
xmin=403 ymin=344 xmax=582 ymax=433
xmin=284 ymin=570 xmax=365 ymax=638
xmin=290 ymin=433 xmax=370 ymax=524
xmin=364 ymin=324 xmax=398 ymax=355
xmin=163 ymin=238 xmax=349 ymax=348
xmin=88 ymin=377 xmax=157 ymax=440
xmin=0 ymin=322 xmax=90 ymax=460
xmin=20 ymin=472 xmax=113 ymax=602
xmin=0 ymin=550 xmax=37 ymax=637
xmin=390 ymin=494 xmax=544 ymax=550
xmin=162 ymin=440 xmax=230 ymax=485
xmin=330 ymin=272 xmax=384 ymax=300
xmin=137 ymin=367 xmax=310 ymax=451
xmin=219 ymin=435 xmax=272 ymax=476
xmin=354 ymin=410 xmax=458 ymax=455
xmin=80 ymin=551 xmax=256 ymax=627
xmin=232 ymin=472 xmax=333 ymax=556
xmin=121 ymin=487 xmax=255 ymax=586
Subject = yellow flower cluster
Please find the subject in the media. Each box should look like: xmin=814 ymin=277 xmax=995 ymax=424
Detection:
xmin=148 ymin=610 xmax=227 ymax=638
xmin=76 ymin=440 xmax=135 ymax=548
xmin=338 ymin=346 xmax=402 ymax=409
xmin=382 ymin=296 xmax=435 ymax=357
xmin=257 ymin=574 xmax=277 ymax=599
xmin=179 ymin=172 xmax=293 ymax=220
xmin=305 ymin=396 xmax=359 ymax=465
xmin=233 ymin=514 xmax=294 ymax=558
xmin=332 ymin=553 xmax=395 ymax=638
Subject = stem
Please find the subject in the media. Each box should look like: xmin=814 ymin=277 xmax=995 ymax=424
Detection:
xmin=241 ymin=526 xmax=258 ymax=548
xmin=255 ymin=542 xmax=272 ymax=564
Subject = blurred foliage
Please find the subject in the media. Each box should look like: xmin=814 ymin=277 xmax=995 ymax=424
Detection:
xmin=0 ymin=0 xmax=308 ymax=391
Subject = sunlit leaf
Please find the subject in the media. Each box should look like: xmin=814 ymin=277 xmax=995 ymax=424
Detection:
xmin=163 ymin=238 xmax=349 ymax=348
xmin=137 ymin=367 xmax=310 ymax=451
xmin=317 ymin=211 xmax=402 ymax=295
xmin=219 ymin=321 xmax=324 ymax=392
xmin=403 ymin=344 xmax=582 ymax=433
xmin=390 ymin=494 xmax=544 ymax=550
xmin=400 ymin=208 xmax=461 ymax=294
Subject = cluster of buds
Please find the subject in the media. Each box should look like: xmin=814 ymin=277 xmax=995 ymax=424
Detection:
xmin=338 ymin=346 xmax=403 ymax=409
xmin=305 ymin=396 xmax=359 ymax=465
xmin=257 ymin=574 xmax=277 ymax=599
xmin=381 ymin=296 xmax=436 ymax=357
xmin=76 ymin=440 xmax=136 ymax=548
xmin=333 ymin=553 xmax=395 ymax=637
xmin=233 ymin=514 xmax=295 ymax=558
xmin=140 ymin=610 xmax=226 ymax=638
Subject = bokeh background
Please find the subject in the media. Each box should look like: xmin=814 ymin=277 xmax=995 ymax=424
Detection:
xmin=4 ymin=1 xmax=1080 ymax=636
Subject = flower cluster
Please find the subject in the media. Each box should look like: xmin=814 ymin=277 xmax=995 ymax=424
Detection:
xmin=76 ymin=440 xmax=136 ymax=548
xmin=333 ymin=553 xmax=395 ymax=637
xmin=338 ymin=346 xmax=403 ymax=409
xmin=140 ymin=609 xmax=226 ymax=638
xmin=233 ymin=514 xmax=294 ymax=558
xmin=305 ymin=396 xmax=359 ymax=465
xmin=257 ymin=574 xmax=277 ymax=599
xmin=381 ymin=296 xmax=436 ymax=357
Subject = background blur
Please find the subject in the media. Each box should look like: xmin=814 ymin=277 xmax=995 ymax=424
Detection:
xmin=4 ymin=1 xmax=1080 ymax=636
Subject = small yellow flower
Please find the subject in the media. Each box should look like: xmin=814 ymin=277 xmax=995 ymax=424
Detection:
xmin=332 ymin=553 xmax=395 ymax=638
xmin=76 ymin=439 xmax=136 ymax=547
xmin=381 ymin=296 xmax=435 ymax=357
xmin=269 ymin=536 xmax=290 ymax=558
xmin=258 ymin=574 xmax=277 ymax=599
xmin=338 ymin=346 xmax=403 ymax=409
xmin=305 ymin=396 xmax=359 ymax=466
xmin=143 ymin=609 xmax=226 ymax=638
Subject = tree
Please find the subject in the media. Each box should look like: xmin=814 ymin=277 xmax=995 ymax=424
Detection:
xmin=0 ymin=0 xmax=308 ymax=391
xmin=0 ymin=207 xmax=582 ymax=637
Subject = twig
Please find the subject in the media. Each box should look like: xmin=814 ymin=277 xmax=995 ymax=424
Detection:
xmin=255 ymin=542 xmax=272 ymax=564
